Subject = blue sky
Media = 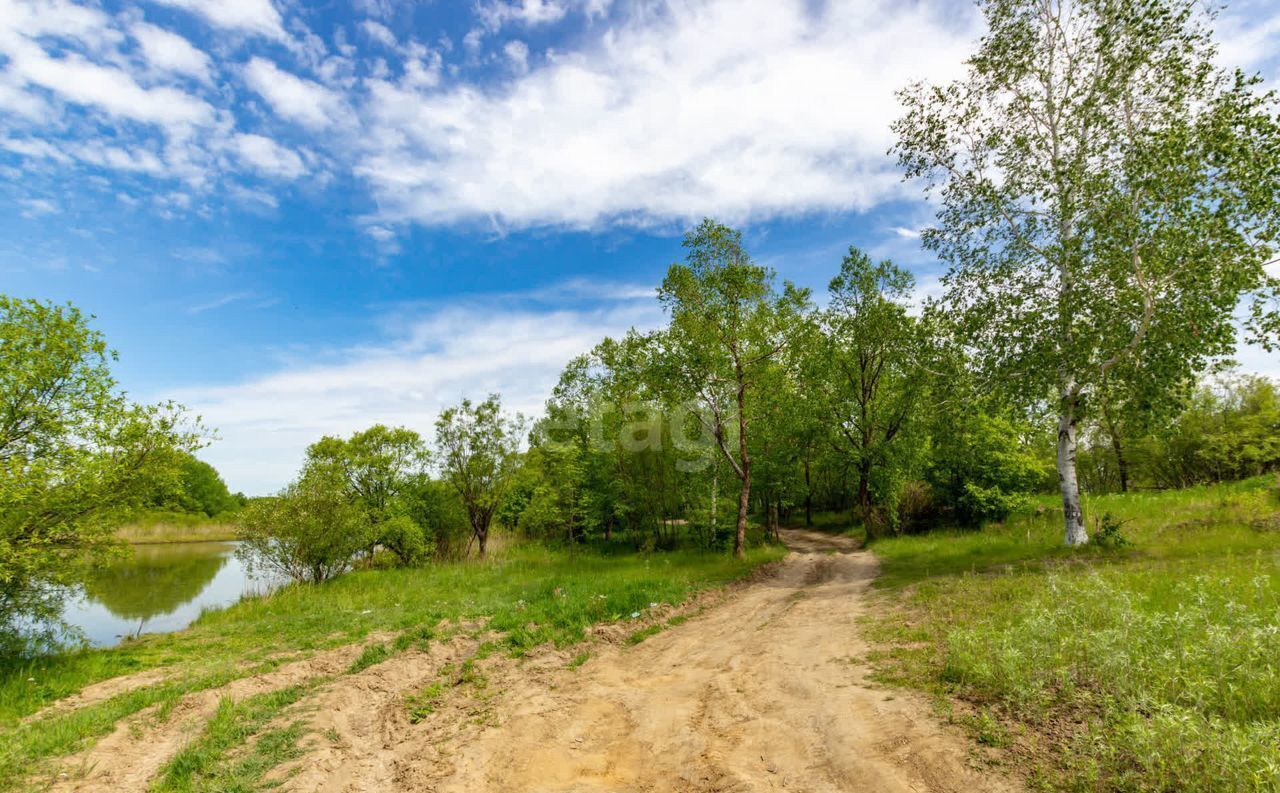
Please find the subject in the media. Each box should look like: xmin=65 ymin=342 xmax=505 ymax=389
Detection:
xmin=3 ymin=0 xmax=1279 ymax=494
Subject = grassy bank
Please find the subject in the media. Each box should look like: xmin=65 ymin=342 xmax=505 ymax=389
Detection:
xmin=865 ymin=477 xmax=1280 ymax=792
xmin=114 ymin=511 xmax=240 ymax=544
xmin=0 ymin=538 xmax=783 ymax=789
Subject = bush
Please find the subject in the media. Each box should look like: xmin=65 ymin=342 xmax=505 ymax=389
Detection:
xmin=376 ymin=515 xmax=428 ymax=565
xmin=927 ymin=413 xmax=1048 ymax=525
xmin=236 ymin=464 xmax=369 ymax=583
xmin=394 ymin=477 xmax=470 ymax=560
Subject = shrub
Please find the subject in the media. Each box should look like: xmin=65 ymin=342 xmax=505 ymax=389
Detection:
xmin=376 ymin=515 xmax=428 ymax=566
xmin=236 ymin=464 xmax=369 ymax=583
xmin=394 ymin=477 xmax=470 ymax=560
xmin=927 ymin=413 xmax=1048 ymax=525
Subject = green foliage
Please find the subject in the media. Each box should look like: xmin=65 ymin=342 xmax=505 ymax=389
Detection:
xmin=656 ymin=219 xmax=811 ymax=556
xmin=170 ymin=455 xmax=240 ymax=516
xmin=305 ymin=424 xmax=428 ymax=525
xmin=0 ymin=296 xmax=203 ymax=656
xmin=814 ymin=248 xmax=930 ymax=536
xmin=235 ymin=463 xmax=369 ymax=583
xmin=394 ymin=477 xmax=469 ymax=561
xmin=435 ymin=395 xmax=525 ymax=557
xmin=926 ymin=413 xmax=1049 ymax=526
xmin=894 ymin=0 xmax=1280 ymax=545
xmin=1089 ymin=512 xmax=1131 ymax=549
xmin=868 ymin=478 xmax=1280 ymax=791
xmin=1134 ymin=374 xmax=1280 ymax=489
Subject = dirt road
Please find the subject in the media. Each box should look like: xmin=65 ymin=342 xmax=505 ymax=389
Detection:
xmin=56 ymin=530 xmax=1020 ymax=792
xmin=288 ymin=528 xmax=1019 ymax=792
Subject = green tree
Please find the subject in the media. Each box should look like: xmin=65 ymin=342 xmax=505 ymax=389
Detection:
xmin=657 ymin=219 xmax=810 ymax=558
xmin=236 ymin=462 xmax=367 ymax=583
xmin=434 ymin=395 xmax=524 ymax=558
xmin=395 ymin=477 xmax=470 ymax=560
xmin=817 ymin=248 xmax=929 ymax=536
xmin=158 ymin=454 xmax=238 ymax=517
xmin=894 ymin=0 xmax=1280 ymax=545
xmin=305 ymin=425 xmax=428 ymax=522
xmin=305 ymin=425 xmax=429 ymax=562
xmin=0 ymin=297 xmax=202 ymax=654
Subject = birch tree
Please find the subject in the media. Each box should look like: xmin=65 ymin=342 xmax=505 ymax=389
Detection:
xmin=893 ymin=0 xmax=1280 ymax=545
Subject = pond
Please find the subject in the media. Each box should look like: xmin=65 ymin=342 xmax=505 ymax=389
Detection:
xmin=60 ymin=542 xmax=278 ymax=647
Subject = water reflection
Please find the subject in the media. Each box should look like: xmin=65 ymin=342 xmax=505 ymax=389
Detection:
xmin=61 ymin=542 xmax=276 ymax=647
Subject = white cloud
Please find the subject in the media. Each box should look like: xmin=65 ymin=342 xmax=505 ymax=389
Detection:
xmin=172 ymin=293 xmax=662 ymax=493
xmin=892 ymin=226 xmax=922 ymax=239
xmin=360 ymin=20 xmax=398 ymax=48
xmin=1217 ymin=0 xmax=1280 ymax=80
xmin=477 ymin=0 xmax=569 ymax=33
xmin=148 ymin=0 xmax=287 ymax=40
xmin=18 ymin=197 xmax=59 ymax=217
xmin=131 ymin=21 xmax=213 ymax=83
xmin=243 ymin=56 xmax=344 ymax=129
xmin=232 ymin=132 xmax=307 ymax=178
xmin=503 ymin=39 xmax=530 ymax=73
xmin=2 ymin=38 xmax=212 ymax=125
xmin=356 ymin=0 xmax=978 ymax=229
xmin=0 ymin=136 xmax=73 ymax=163
xmin=172 ymin=283 xmax=660 ymax=491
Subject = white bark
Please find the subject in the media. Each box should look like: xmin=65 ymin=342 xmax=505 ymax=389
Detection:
xmin=1057 ymin=394 xmax=1089 ymax=546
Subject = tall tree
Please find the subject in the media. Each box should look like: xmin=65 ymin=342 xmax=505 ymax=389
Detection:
xmin=818 ymin=248 xmax=928 ymax=537
xmin=657 ymin=219 xmax=809 ymax=558
xmin=0 ymin=297 xmax=202 ymax=654
xmin=894 ymin=0 xmax=1280 ymax=545
xmin=434 ymin=395 xmax=524 ymax=558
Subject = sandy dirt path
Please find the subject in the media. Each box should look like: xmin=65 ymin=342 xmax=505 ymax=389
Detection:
xmin=288 ymin=529 xmax=1020 ymax=793
xmin=49 ymin=530 xmax=1020 ymax=792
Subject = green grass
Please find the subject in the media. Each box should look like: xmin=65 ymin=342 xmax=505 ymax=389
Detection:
xmin=153 ymin=682 xmax=317 ymax=792
xmin=865 ymin=476 xmax=1280 ymax=792
xmin=0 ymin=539 xmax=783 ymax=790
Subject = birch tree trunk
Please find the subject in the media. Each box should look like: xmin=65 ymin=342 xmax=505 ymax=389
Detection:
xmin=1057 ymin=393 xmax=1089 ymax=546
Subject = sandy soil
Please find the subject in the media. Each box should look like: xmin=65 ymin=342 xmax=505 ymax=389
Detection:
xmin=50 ymin=530 xmax=1021 ymax=792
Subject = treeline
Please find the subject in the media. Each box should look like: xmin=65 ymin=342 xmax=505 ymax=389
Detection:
xmin=145 ymin=453 xmax=246 ymax=519
xmin=493 ymin=225 xmax=1279 ymax=554
xmin=1081 ymin=373 xmax=1280 ymax=493
xmin=242 ymin=221 xmax=1279 ymax=581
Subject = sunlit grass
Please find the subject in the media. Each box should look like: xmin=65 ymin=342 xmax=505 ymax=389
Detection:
xmin=866 ymin=476 xmax=1280 ymax=791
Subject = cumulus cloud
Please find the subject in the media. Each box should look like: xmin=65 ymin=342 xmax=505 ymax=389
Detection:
xmin=131 ymin=21 xmax=213 ymax=83
xmin=231 ymin=133 xmax=307 ymax=178
xmin=503 ymin=39 xmax=530 ymax=72
xmin=355 ymin=0 xmax=979 ymax=228
xmin=360 ymin=20 xmax=398 ymax=48
xmin=243 ymin=56 xmax=345 ymax=129
xmin=172 ymin=290 xmax=662 ymax=493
